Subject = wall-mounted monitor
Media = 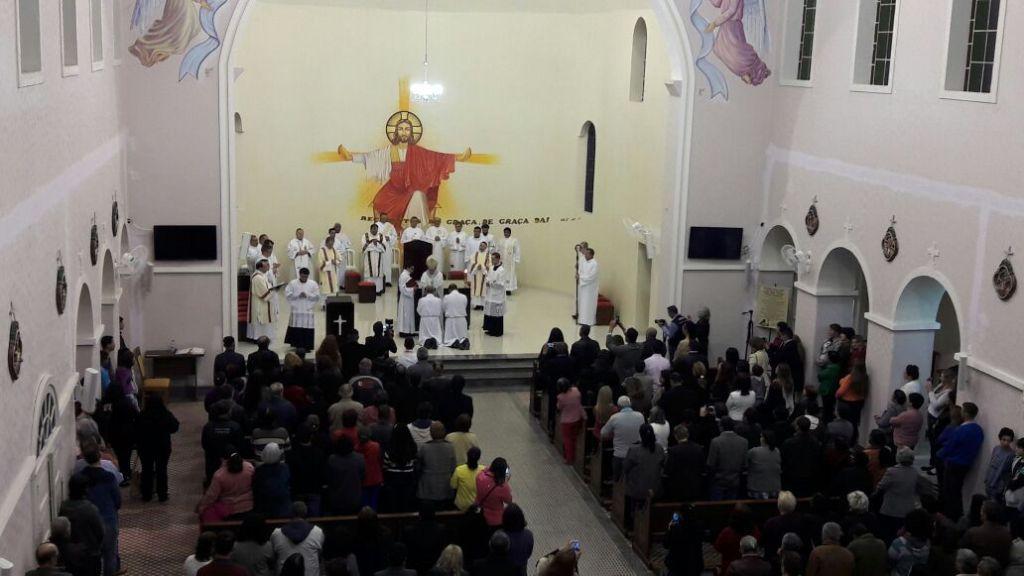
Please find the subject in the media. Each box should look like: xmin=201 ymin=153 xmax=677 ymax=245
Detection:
xmin=687 ymin=226 xmax=743 ymax=260
xmin=153 ymin=225 xmax=218 ymax=261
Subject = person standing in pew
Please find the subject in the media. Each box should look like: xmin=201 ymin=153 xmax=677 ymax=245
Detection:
xmin=664 ymin=424 xmax=705 ymax=501
xmin=600 ymin=396 xmax=645 ymax=481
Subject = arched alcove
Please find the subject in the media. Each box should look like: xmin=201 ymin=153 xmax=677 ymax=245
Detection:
xmin=893 ymin=274 xmax=962 ymax=378
xmin=630 ymin=18 xmax=647 ymax=102
xmin=580 ymin=121 xmax=596 ymax=213
xmin=74 ymin=283 xmax=96 ymax=375
xmin=758 ymin=225 xmax=798 ymax=326
xmin=100 ymin=250 xmax=116 ymax=335
xmin=816 ymin=247 xmax=871 ymax=337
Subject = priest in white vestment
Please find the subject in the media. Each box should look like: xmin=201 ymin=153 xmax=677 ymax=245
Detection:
xmin=287 ymin=228 xmax=315 ymax=279
xmin=577 ymin=246 xmax=599 ymax=326
xmin=400 ymin=216 xmax=425 ymax=243
xmin=466 ymin=226 xmax=484 ymax=257
xmin=245 ymin=235 xmax=261 ymax=271
xmin=443 ymin=284 xmax=469 ymax=349
xmin=480 ymin=224 xmax=496 ymax=254
xmin=425 ymin=217 xmax=448 ymax=271
xmin=362 ymin=224 xmax=387 ymax=294
xmin=331 ymin=222 xmax=353 ymax=288
xmin=318 ymin=233 xmax=341 ymax=295
xmin=248 ymin=242 xmax=281 ymax=339
xmin=467 ymin=241 xmax=491 ymax=310
xmin=417 ymin=287 xmax=444 ymax=348
xmin=376 ymin=214 xmax=398 ymax=287
xmin=483 ymin=253 xmax=508 ymax=337
xmin=420 ymin=256 xmax=445 ymax=293
xmin=284 ymin=268 xmax=320 ymax=351
xmin=397 ymin=265 xmax=418 ymax=337
xmin=249 ymin=260 xmax=278 ymax=341
xmin=497 ymin=227 xmax=521 ymax=294
xmin=446 ymin=221 xmax=468 ymax=272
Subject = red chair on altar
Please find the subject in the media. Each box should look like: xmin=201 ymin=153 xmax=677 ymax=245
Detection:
xmin=357 ymin=281 xmax=377 ymax=303
xmin=344 ymin=270 xmax=363 ymax=294
xmin=596 ymin=294 xmax=615 ymax=325
xmin=447 ymin=270 xmax=466 ymax=281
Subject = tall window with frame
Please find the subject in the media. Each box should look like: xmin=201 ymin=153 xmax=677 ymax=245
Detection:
xmin=795 ymin=0 xmax=817 ymax=81
xmin=582 ymin=122 xmax=596 ymax=214
xmin=962 ymin=0 xmax=1000 ymax=93
xmin=16 ymin=0 xmax=44 ymax=86
xmin=869 ymin=0 xmax=896 ymax=85
xmin=90 ymin=0 xmax=104 ymax=69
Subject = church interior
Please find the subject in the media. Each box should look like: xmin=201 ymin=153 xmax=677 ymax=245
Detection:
xmin=3 ymin=0 xmax=1024 ymax=574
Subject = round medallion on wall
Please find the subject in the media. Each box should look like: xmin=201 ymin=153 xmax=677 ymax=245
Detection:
xmin=89 ymin=223 xmax=99 ymax=266
xmin=8 ymin=306 xmax=22 ymax=382
xmin=111 ymin=200 xmax=120 ymax=237
xmin=37 ymin=386 xmax=57 ymax=455
xmin=881 ymin=223 xmax=899 ymax=262
xmin=993 ymin=258 xmax=1018 ymax=301
xmin=805 ymin=204 xmax=820 ymax=236
xmin=56 ymin=262 xmax=68 ymax=316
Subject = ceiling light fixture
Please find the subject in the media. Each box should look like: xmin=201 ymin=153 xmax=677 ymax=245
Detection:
xmin=410 ymin=0 xmax=443 ymax=102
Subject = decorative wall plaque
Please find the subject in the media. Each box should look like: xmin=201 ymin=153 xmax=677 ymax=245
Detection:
xmin=8 ymin=304 xmax=22 ymax=381
xmin=111 ymin=199 xmax=120 ymax=237
xmin=36 ymin=386 xmax=57 ymax=455
xmin=881 ymin=216 xmax=899 ymax=262
xmin=89 ymin=215 xmax=99 ymax=266
xmin=805 ymin=200 xmax=820 ymax=236
xmin=994 ymin=249 xmax=1017 ymax=301
xmin=56 ymin=253 xmax=67 ymax=315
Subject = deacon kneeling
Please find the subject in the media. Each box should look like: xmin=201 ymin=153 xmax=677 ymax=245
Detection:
xmin=417 ymin=287 xmax=444 ymax=349
xmin=443 ymin=284 xmax=469 ymax=349
xmin=284 ymin=267 xmax=320 ymax=351
xmin=483 ymin=252 xmax=508 ymax=337
xmin=397 ymin=264 xmax=418 ymax=337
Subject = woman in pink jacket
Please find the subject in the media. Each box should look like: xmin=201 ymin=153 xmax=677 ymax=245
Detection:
xmin=474 ymin=457 xmax=513 ymax=528
xmin=556 ymin=378 xmax=585 ymax=465
xmin=196 ymin=449 xmax=255 ymax=522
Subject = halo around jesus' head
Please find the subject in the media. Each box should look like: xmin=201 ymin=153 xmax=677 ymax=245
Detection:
xmin=386 ymin=111 xmax=423 ymax=145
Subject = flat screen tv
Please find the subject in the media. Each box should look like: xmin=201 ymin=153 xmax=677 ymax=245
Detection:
xmin=687 ymin=226 xmax=743 ymax=260
xmin=153 ymin=225 xmax=218 ymax=261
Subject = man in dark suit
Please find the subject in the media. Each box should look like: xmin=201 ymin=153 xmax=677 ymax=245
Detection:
xmin=246 ymin=336 xmax=281 ymax=377
xmin=659 ymin=372 xmax=707 ymax=428
xmin=773 ymin=324 xmax=805 ymax=390
xmin=214 ymin=336 xmax=246 ymax=379
xmin=781 ymin=417 xmax=822 ymax=497
xmin=26 ymin=543 xmax=72 ymax=576
xmin=569 ymin=324 xmax=600 ymax=372
xmin=606 ymin=322 xmax=644 ymax=382
xmin=664 ymin=424 xmax=705 ymax=501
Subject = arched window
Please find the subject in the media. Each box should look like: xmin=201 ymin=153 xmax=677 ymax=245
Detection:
xmin=630 ymin=18 xmax=648 ymax=102
xmin=581 ymin=122 xmax=596 ymax=213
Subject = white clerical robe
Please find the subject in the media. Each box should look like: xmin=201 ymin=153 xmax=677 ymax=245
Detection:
xmin=577 ymin=257 xmax=599 ymax=326
xmin=447 ymin=231 xmax=467 ymax=271
xmin=443 ymin=290 xmax=469 ymax=346
xmin=419 ymin=269 xmax=445 ymax=293
xmin=484 ymin=265 xmax=508 ymax=317
xmin=481 ymin=234 xmax=496 ymax=253
xmin=401 ymin=226 xmax=425 ymax=244
xmin=425 ymin=226 xmax=448 ymax=269
xmin=245 ymin=244 xmax=261 ymax=271
xmin=417 ymin=294 xmax=444 ymax=345
xmin=467 ymin=250 xmax=491 ymax=307
xmin=249 ymin=271 xmax=278 ymax=340
xmin=333 ymin=233 xmax=353 ymax=285
xmin=285 ymin=278 xmax=320 ymax=328
xmin=362 ymin=232 xmax=387 ymax=293
xmin=248 ymin=253 xmax=281 ymax=340
xmin=318 ymin=246 xmax=340 ymax=294
xmin=376 ymin=221 xmax=398 ymax=283
xmin=497 ymin=237 xmax=521 ymax=292
xmin=397 ymin=269 xmax=417 ymax=335
xmin=287 ymin=238 xmax=315 ymax=278
xmin=466 ymin=235 xmax=485 ymax=257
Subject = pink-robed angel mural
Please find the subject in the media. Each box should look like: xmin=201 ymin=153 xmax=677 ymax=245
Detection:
xmin=129 ymin=0 xmax=228 ymax=81
xmin=689 ymin=0 xmax=771 ymax=100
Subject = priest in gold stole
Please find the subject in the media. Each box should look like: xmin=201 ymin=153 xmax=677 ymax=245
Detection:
xmin=467 ymin=241 xmax=491 ymax=310
xmin=250 ymin=259 xmax=278 ymax=342
xmin=318 ymin=233 xmax=340 ymax=295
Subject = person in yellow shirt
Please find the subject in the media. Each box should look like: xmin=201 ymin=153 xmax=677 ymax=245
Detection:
xmin=450 ymin=446 xmax=483 ymax=511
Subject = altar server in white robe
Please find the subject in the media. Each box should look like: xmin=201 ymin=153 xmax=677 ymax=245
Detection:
xmin=467 ymin=241 xmax=491 ymax=309
xmin=401 ymin=216 xmax=425 ymax=243
xmin=425 ymin=217 xmax=448 ymax=270
xmin=420 ymin=256 xmax=446 ymax=293
xmin=362 ymin=224 xmax=387 ymax=294
xmin=397 ymin=265 xmax=418 ymax=336
xmin=287 ymin=228 xmax=315 ymax=279
xmin=577 ymin=246 xmax=599 ymax=326
xmin=331 ymin=222 xmax=353 ymax=287
xmin=483 ymin=253 xmax=508 ymax=337
xmin=249 ymin=259 xmax=278 ymax=341
xmin=318 ymin=233 xmax=341 ymax=295
xmin=375 ymin=214 xmax=398 ymax=287
xmin=446 ymin=221 xmax=468 ymax=272
xmin=466 ymin=226 xmax=484 ymax=257
xmin=480 ymin=224 xmax=496 ymax=254
xmin=497 ymin=227 xmax=521 ymax=294
xmin=417 ymin=287 xmax=444 ymax=347
xmin=443 ymin=284 xmax=469 ymax=349
xmin=284 ymin=268 xmax=320 ymax=351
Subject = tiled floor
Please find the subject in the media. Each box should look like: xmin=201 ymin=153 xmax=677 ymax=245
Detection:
xmin=118 ymin=391 xmax=652 ymax=575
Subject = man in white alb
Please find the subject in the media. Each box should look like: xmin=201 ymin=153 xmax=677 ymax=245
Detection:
xmin=443 ymin=284 xmax=469 ymax=349
xmin=331 ymin=222 xmax=353 ymax=289
xmin=466 ymin=226 xmax=484 ymax=257
xmin=249 ymin=259 xmax=279 ymax=342
xmin=483 ymin=252 xmax=508 ymax=337
xmin=480 ymin=223 xmax=495 ymax=253
xmin=362 ymin=224 xmax=387 ymax=295
xmin=420 ymin=256 xmax=445 ymax=294
xmin=375 ymin=214 xmax=398 ymax=287
xmin=497 ymin=227 xmax=521 ymax=295
xmin=401 ymin=216 xmax=425 ymax=243
xmin=245 ymin=234 xmax=261 ymax=271
xmin=446 ymin=221 xmax=468 ymax=272
xmin=397 ymin=264 xmax=418 ymax=336
xmin=284 ymin=267 xmax=320 ymax=351
xmin=247 ymin=240 xmax=281 ymax=339
xmin=287 ymin=228 xmax=315 ymax=279
xmin=577 ymin=245 xmax=599 ymax=326
xmin=318 ymin=232 xmax=340 ymax=295
xmin=417 ymin=287 xmax=444 ymax=348
xmin=467 ymin=241 xmax=491 ymax=310
xmin=425 ymin=217 xmax=448 ymax=270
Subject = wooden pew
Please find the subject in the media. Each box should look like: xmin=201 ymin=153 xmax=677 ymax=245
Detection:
xmin=202 ymin=509 xmax=465 ymax=537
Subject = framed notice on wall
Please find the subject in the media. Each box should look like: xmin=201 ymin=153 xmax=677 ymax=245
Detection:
xmin=755 ymin=285 xmax=791 ymax=329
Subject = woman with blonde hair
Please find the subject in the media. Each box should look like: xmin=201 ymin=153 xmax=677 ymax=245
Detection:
xmin=592 ymin=385 xmax=618 ymax=439
xmin=430 ymin=544 xmax=468 ymax=576
xmin=692 ymin=361 xmax=708 ymax=390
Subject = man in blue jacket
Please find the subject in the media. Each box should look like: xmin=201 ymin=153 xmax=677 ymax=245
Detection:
xmin=938 ymin=402 xmax=985 ymax=520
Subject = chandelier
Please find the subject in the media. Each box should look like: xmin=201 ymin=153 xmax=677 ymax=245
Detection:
xmin=410 ymin=0 xmax=444 ymax=102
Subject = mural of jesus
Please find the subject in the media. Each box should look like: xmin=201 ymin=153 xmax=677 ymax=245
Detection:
xmin=337 ymin=111 xmax=472 ymax=230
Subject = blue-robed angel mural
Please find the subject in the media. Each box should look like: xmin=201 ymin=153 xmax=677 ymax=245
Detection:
xmin=128 ymin=0 xmax=228 ymax=80
xmin=690 ymin=0 xmax=771 ymax=100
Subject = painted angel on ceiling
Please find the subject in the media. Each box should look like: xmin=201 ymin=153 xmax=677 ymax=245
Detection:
xmin=689 ymin=0 xmax=771 ymax=100
xmin=128 ymin=0 xmax=228 ymax=80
